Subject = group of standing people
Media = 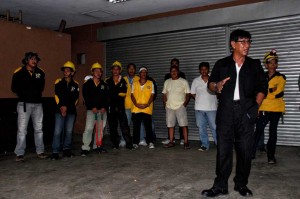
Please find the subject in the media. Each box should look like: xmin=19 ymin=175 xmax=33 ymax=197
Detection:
xmin=11 ymin=28 xmax=286 ymax=198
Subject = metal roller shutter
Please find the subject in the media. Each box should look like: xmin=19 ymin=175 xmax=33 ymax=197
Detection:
xmin=231 ymin=15 xmax=300 ymax=146
xmin=106 ymin=27 xmax=226 ymax=141
xmin=105 ymin=14 xmax=300 ymax=146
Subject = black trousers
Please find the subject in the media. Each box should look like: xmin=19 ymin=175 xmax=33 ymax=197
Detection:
xmin=214 ymin=103 xmax=255 ymax=190
xmin=107 ymin=109 xmax=132 ymax=148
xmin=253 ymin=111 xmax=282 ymax=159
xmin=132 ymin=112 xmax=153 ymax=145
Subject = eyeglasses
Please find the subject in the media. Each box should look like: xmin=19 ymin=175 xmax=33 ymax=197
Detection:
xmin=236 ymin=40 xmax=252 ymax=45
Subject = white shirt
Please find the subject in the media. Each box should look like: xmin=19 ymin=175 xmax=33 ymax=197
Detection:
xmin=234 ymin=63 xmax=241 ymax=100
xmin=191 ymin=76 xmax=218 ymax=111
xmin=162 ymin=77 xmax=190 ymax=110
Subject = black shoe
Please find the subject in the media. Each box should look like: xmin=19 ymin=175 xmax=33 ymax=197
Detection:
xmin=126 ymin=144 xmax=136 ymax=150
xmin=234 ymin=185 xmax=253 ymax=197
xmin=184 ymin=143 xmax=190 ymax=150
xmin=51 ymin=153 xmax=59 ymax=160
xmin=16 ymin=155 xmax=25 ymax=162
xmin=201 ymin=187 xmax=228 ymax=197
xmin=81 ymin=150 xmax=89 ymax=157
xmin=63 ymin=150 xmax=74 ymax=158
xmin=268 ymin=157 xmax=277 ymax=164
xmin=259 ymin=148 xmax=267 ymax=153
xmin=96 ymin=147 xmax=108 ymax=153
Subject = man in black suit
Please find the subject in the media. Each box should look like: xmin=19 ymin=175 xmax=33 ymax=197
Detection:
xmin=201 ymin=29 xmax=267 ymax=197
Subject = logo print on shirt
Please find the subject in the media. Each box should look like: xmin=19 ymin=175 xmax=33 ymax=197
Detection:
xmin=35 ymin=73 xmax=41 ymax=78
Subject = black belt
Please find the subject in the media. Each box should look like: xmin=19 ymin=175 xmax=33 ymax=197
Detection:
xmin=233 ymin=100 xmax=240 ymax=105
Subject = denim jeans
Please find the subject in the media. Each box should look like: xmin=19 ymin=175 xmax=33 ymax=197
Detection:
xmin=81 ymin=110 xmax=107 ymax=151
xmin=15 ymin=102 xmax=44 ymax=156
xmin=52 ymin=113 xmax=76 ymax=153
xmin=195 ymin=110 xmax=217 ymax=149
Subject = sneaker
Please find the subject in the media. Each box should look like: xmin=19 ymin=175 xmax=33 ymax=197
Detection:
xmin=149 ymin=142 xmax=155 ymax=149
xmin=81 ymin=150 xmax=89 ymax=157
xmin=132 ymin=144 xmax=139 ymax=150
xmin=180 ymin=139 xmax=184 ymax=145
xmin=184 ymin=143 xmax=190 ymax=150
xmin=162 ymin=139 xmax=170 ymax=144
xmin=37 ymin=153 xmax=48 ymax=159
xmin=119 ymin=140 xmax=126 ymax=148
xmin=51 ymin=153 xmax=59 ymax=160
xmin=164 ymin=142 xmax=175 ymax=148
xmin=16 ymin=155 xmax=25 ymax=162
xmin=63 ymin=150 xmax=74 ymax=158
xmin=198 ymin=146 xmax=208 ymax=151
xmin=162 ymin=139 xmax=175 ymax=144
xmin=268 ymin=157 xmax=277 ymax=164
xmin=139 ymin=139 xmax=148 ymax=146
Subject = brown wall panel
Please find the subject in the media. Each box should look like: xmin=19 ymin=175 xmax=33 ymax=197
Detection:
xmin=0 ymin=20 xmax=71 ymax=98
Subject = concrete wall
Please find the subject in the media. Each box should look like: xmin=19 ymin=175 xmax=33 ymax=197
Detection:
xmin=0 ymin=20 xmax=71 ymax=98
xmin=98 ymin=0 xmax=300 ymax=41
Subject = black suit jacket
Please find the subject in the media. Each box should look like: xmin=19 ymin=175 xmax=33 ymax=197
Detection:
xmin=208 ymin=55 xmax=267 ymax=124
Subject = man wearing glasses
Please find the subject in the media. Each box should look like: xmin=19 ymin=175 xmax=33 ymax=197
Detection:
xmin=201 ymin=29 xmax=267 ymax=197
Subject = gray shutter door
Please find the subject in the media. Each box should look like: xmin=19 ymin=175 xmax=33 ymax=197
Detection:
xmin=106 ymin=14 xmax=300 ymax=146
xmin=231 ymin=15 xmax=300 ymax=146
xmin=106 ymin=27 xmax=226 ymax=141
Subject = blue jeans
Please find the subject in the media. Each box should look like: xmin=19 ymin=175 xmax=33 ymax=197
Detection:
xmin=15 ymin=102 xmax=44 ymax=156
xmin=82 ymin=111 xmax=107 ymax=151
xmin=52 ymin=113 xmax=76 ymax=153
xmin=195 ymin=110 xmax=217 ymax=149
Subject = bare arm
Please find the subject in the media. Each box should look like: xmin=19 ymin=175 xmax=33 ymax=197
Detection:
xmin=256 ymin=92 xmax=265 ymax=107
xmin=163 ymin=93 xmax=167 ymax=107
xmin=183 ymin=93 xmax=190 ymax=107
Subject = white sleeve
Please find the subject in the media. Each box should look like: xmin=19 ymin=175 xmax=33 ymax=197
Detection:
xmin=151 ymin=82 xmax=155 ymax=94
xmin=191 ymin=79 xmax=196 ymax=94
xmin=162 ymin=80 xmax=168 ymax=94
xmin=185 ymin=80 xmax=190 ymax=94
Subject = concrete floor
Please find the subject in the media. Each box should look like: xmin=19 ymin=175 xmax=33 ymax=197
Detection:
xmin=0 ymin=134 xmax=299 ymax=199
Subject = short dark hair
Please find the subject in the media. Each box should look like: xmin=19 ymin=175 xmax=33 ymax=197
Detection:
xmin=199 ymin=62 xmax=210 ymax=70
xmin=22 ymin=52 xmax=40 ymax=66
xmin=127 ymin=63 xmax=136 ymax=70
xmin=170 ymin=58 xmax=179 ymax=65
xmin=230 ymin=29 xmax=251 ymax=42
xmin=170 ymin=65 xmax=179 ymax=72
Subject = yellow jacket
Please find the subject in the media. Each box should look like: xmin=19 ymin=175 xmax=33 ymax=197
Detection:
xmin=123 ymin=75 xmax=139 ymax=109
xmin=259 ymin=72 xmax=286 ymax=112
xmin=131 ymin=80 xmax=154 ymax=115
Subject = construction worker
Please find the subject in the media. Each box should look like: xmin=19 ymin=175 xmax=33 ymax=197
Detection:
xmin=81 ymin=63 xmax=108 ymax=156
xmin=11 ymin=52 xmax=47 ymax=162
xmin=106 ymin=61 xmax=133 ymax=150
xmin=51 ymin=61 xmax=79 ymax=160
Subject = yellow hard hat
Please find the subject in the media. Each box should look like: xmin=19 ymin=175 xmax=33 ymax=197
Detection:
xmin=111 ymin=60 xmax=122 ymax=71
xmin=264 ymin=49 xmax=278 ymax=64
xmin=90 ymin=62 xmax=102 ymax=72
xmin=61 ymin=61 xmax=76 ymax=72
